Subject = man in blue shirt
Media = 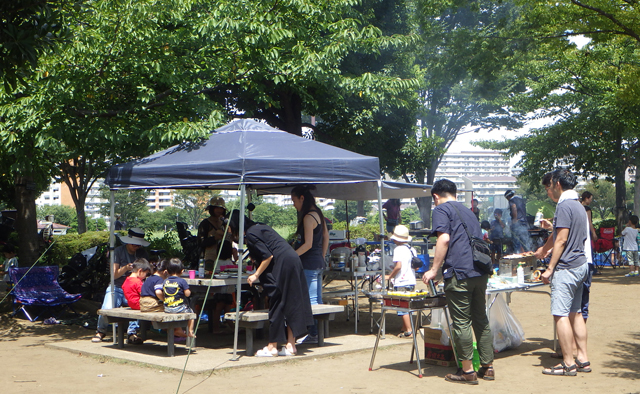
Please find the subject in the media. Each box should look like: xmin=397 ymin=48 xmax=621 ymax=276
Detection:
xmin=505 ymin=189 xmax=533 ymax=252
xmin=422 ymin=179 xmax=494 ymax=385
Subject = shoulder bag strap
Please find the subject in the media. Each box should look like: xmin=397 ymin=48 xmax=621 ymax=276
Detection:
xmin=404 ymin=243 xmax=416 ymax=257
xmin=450 ymin=202 xmax=474 ymax=247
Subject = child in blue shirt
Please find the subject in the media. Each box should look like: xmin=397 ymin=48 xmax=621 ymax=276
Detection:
xmin=163 ymin=258 xmax=195 ymax=338
xmin=489 ymin=209 xmax=505 ymax=265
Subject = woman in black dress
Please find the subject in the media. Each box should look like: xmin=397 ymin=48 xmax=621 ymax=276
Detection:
xmin=229 ymin=210 xmax=313 ymax=357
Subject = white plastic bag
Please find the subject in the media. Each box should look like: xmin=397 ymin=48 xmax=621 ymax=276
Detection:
xmin=488 ymin=293 xmax=525 ymax=352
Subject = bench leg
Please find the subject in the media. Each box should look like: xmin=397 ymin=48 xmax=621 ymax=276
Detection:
xmin=317 ymin=321 xmax=325 ymax=347
xmin=167 ymin=331 xmax=175 ymax=357
xmin=246 ymin=328 xmax=255 ymax=356
xmin=117 ymin=323 xmax=126 ymax=349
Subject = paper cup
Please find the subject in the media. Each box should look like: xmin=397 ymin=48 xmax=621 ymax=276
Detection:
xmin=188 ymin=270 xmax=196 ymax=279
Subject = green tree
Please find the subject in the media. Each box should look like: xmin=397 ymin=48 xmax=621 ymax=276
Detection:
xmin=478 ymin=3 xmax=640 ymax=231
xmin=172 ymin=190 xmax=212 ymax=230
xmin=36 ymin=204 xmax=77 ymax=226
xmin=333 ymin=200 xmax=373 ymax=222
xmin=399 ymin=0 xmax=526 ymax=223
xmin=98 ymin=187 xmax=149 ymax=229
xmin=0 ymin=0 xmax=74 ymax=91
xmin=252 ymin=203 xmax=297 ymax=228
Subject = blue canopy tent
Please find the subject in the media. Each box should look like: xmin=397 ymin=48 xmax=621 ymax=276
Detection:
xmin=105 ymin=119 xmax=431 ymax=358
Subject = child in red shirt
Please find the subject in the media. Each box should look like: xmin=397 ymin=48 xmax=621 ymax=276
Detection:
xmin=123 ymin=259 xmax=152 ymax=310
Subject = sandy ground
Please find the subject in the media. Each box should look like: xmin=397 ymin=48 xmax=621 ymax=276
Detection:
xmin=1 ymin=267 xmax=639 ymax=394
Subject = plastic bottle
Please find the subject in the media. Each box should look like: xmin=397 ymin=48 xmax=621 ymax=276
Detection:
xmin=534 ymin=210 xmax=543 ymax=227
xmin=198 ymin=259 xmax=205 ymax=278
xmin=516 ymin=263 xmax=525 ymax=284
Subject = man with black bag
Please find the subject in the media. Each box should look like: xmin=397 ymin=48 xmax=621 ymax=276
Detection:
xmin=422 ymin=179 xmax=494 ymax=385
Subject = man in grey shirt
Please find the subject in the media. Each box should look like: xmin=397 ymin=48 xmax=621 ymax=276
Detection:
xmin=535 ymin=169 xmax=590 ymax=376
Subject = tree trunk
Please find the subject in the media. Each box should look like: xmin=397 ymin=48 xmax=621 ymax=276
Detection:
xmin=75 ymin=193 xmax=87 ymax=234
xmin=279 ymin=91 xmax=303 ymax=136
xmin=14 ymin=175 xmax=40 ymax=265
xmin=615 ymin=163 xmax=627 ymax=234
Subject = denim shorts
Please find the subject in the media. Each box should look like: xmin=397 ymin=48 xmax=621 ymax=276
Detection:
xmin=550 ymin=263 xmax=588 ymax=317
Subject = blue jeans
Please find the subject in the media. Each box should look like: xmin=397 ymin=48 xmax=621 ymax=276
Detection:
xmin=304 ymin=269 xmax=323 ymax=336
xmin=511 ymin=221 xmax=532 ymax=252
xmin=97 ymin=285 xmax=139 ymax=335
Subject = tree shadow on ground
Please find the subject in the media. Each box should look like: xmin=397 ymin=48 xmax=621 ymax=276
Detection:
xmin=604 ymin=332 xmax=640 ymax=380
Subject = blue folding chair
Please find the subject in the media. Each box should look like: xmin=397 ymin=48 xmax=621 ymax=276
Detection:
xmin=9 ymin=266 xmax=81 ymax=322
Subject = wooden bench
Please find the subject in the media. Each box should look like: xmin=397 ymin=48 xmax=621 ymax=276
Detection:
xmin=97 ymin=308 xmax=196 ymax=357
xmin=224 ymin=304 xmax=345 ymax=356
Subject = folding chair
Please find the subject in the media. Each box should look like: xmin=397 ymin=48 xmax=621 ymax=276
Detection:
xmin=8 ymin=266 xmax=82 ymax=322
xmin=593 ymin=228 xmax=622 ymax=270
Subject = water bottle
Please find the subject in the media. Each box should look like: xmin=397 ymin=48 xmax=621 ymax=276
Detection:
xmin=516 ymin=263 xmax=525 ymax=284
xmin=198 ymin=259 xmax=205 ymax=278
xmin=534 ymin=210 xmax=543 ymax=227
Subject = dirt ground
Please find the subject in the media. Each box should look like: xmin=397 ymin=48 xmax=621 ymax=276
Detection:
xmin=1 ymin=267 xmax=639 ymax=394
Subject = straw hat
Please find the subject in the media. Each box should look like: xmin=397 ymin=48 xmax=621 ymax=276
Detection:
xmin=390 ymin=225 xmax=412 ymax=243
xmin=119 ymin=228 xmax=150 ymax=247
xmin=207 ymin=197 xmax=226 ymax=210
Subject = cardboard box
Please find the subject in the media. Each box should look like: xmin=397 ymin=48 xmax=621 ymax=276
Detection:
xmin=424 ymin=342 xmax=455 ymax=363
xmin=423 ymin=327 xmax=443 ymax=342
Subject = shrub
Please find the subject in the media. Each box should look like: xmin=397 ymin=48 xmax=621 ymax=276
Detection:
xmin=45 ymin=231 xmax=110 ymax=266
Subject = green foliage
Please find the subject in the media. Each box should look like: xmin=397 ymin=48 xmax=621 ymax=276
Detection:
xmin=525 ymin=201 xmax=555 ymax=219
xmin=99 ymin=187 xmax=149 ymax=228
xmin=36 ymin=204 xmax=77 ymax=226
xmin=333 ymin=200 xmax=373 ymax=222
xmin=595 ymin=219 xmax=617 ymax=232
xmin=172 ymin=190 xmax=214 ymax=230
xmin=146 ymin=231 xmax=183 ymax=259
xmin=252 ymin=203 xmax=297 ymax=228
xmin=0 ymin=0 xmax=75 ymax=91
xmin=45 ymin=231 xmax=110 ymax=266
xmin=332 ymin=221 xmax=380 ymax=240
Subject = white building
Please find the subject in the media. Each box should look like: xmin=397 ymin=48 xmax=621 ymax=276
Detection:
xmin=435 ymin=151 xmax=518 ymax=208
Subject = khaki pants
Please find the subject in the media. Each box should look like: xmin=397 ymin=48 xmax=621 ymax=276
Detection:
xmin=139 ymin=297 xmax=163 ymax=312
xmin=444 ymin=274 xmax=494 ymax=365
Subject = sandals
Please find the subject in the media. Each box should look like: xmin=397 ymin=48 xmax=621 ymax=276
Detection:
xmin=542 ymin=361 xmax=577 ymax=376
xmin=575 ymin=359 xmax=592 ymax=373
xmin=277 ymin=346 xmax=296 ymax=356
xmin=127 ymin=334 xmax=144 ymax=345
xmin=255 ymin=346 xmax=277 ymax=357
xmin=91 ymin=332 xmax=106 ymax=343
xmin=397 ymin=331 xmax=413 ymax=338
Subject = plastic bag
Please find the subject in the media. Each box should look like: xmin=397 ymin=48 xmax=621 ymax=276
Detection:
xmin=489 ymin=293 xmax=525 ymax=353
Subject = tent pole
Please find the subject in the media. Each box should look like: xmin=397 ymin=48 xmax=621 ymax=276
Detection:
xmin=109 ymin=190 xmax=117 ymax=343
xmin=377 ymin=180 xmax=385 ymax=336
xmin=231 ymin=184 xmax=246 ymax=360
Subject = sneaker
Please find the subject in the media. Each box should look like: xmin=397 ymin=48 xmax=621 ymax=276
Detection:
xmin=295 ymin=334 xmax=318 ymax=345
xmin=445 ymin=369 xmax=478 ymax=385
xmin=625 ymin=273 xmax=634 ymax=277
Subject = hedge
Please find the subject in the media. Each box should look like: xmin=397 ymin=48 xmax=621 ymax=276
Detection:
xmin=45 ymin=231 xmax=111 ymax=266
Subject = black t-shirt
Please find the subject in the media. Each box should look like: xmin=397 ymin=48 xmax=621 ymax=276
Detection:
xmin=432 ymin=201 xmax=484 ymax=280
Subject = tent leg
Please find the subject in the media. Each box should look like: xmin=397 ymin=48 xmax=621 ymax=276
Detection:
xmin=231 ymin=184 xmax=246 ymax=361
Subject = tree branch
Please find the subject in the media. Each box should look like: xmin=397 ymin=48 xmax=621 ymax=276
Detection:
xmin=571 ymin=0 xmax=640 ymax=43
